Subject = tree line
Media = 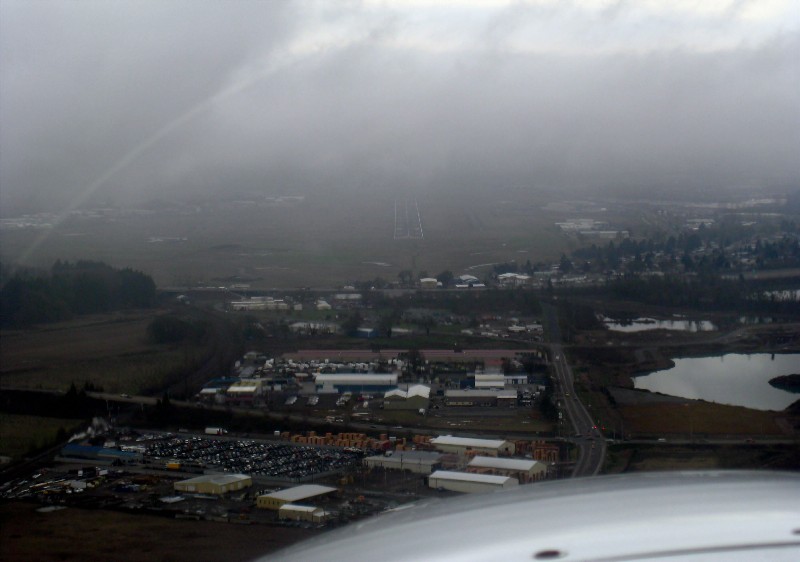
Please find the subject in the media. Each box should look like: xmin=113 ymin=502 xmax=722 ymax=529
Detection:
xmin=0 ymin=260 xmax=156 ymax=328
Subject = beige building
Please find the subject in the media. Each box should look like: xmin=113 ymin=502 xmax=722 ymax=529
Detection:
xmin=419 ymin=277 xmax=439 ymax=289
xmin=383 ymin=384 xmax=431 ymax=410
xmin=430 ymin=436 xmax=515 ymax=457
xmin=278 ymin=504 xmax=327 ymax=523
xmin=467 ymin=456 xmax=547 ymax=483
xmin=364 ymin=450 xmax=442 ymax=475
xmin=174 ymin=474 xmax=252 ymax=495
xmin=428 ymin=470 xmax=518 ymax=493
xmin=257 ymin=484 xmax=337 ymax=510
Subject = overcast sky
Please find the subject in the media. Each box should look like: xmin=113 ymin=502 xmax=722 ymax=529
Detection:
xmin=1 ymin=0 xmax=798 ymax=213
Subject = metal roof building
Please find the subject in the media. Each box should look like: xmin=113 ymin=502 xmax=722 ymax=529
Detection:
xmin=430 ymin=436 xmax=515 ymax=457
xmin=278 ymin=504 xmax=328 ymax=523
xmin=467 ymin=456 xmax=547 ymax=483
xmin=174 ymin=474 xmax=252 ymax=495
xmin=383 ymin=384 xmax=431 ymax=410
xmin=257 ymin=484 xmax=337 ymax=510
xmin=364 ymin=451 xmax=442 ymax=475
xmin=428 ymin=470 xmax=519 ymax=493
xmin=315 ymin=373 xmax=398 ymax=394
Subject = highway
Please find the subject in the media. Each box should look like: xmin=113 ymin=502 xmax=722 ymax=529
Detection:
xmin=550 ymin=344 xmax=606 ymax=476
xmin=543 ymin=303 xmax=606 ymax=477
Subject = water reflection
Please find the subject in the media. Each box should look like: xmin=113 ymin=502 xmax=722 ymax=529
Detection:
xmin=634 ymin=353 xmax=799 ymax=411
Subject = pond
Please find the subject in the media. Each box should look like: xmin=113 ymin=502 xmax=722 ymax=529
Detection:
xmin=633 ymin=353 xmax=800 ymax=411
xmin=602 ymin=316 xmax=717 ymax=333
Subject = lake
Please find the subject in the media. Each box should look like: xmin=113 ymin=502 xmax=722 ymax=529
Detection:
xmin=633 ymin=353 xmax=800 ymax=411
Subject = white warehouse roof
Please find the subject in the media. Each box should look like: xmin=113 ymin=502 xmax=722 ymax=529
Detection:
xmin=385 ymin=384 xmax=430 ymax=400
xmin=315 ymin=374 xmax=398 ymax=384
xmin=261 ymin=484 xmax=337 ymax=503
xmin=429 ymin=470 xmax=517 ymax=486
xmin=227 ymin=385 xmax=259 ymax=393
xmin=177 ymin=474 xmax=251 ymax=486
xmin=431 ymin=436 xmax=508 ymax=449
xmin=279 ymin=504 xmax=321 ymax=513
xmin=468 ymin=456 xmax=542 ymax=472
xmin=445 ymin=390 xmax=502 ymax=398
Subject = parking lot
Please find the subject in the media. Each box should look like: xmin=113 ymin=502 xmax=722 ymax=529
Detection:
xmin=144 ymin=436 xmax=365 ymax=480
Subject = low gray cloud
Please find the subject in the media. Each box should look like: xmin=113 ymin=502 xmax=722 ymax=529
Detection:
xmin=1 ymin=0 xmax=798 ymax=214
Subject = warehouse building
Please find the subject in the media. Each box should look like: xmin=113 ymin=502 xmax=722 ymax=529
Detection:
xmin=445 ymin=389 xmax=499 ymax=407
xmin=278 ymin=504 xmax=328 ymax=523
xmin=315 ymin=373 xmax=398 ymax=394
xmin=173 ymin=474 xmax=252 ymax=495
xmin=474 ymin=374 xmax=505 ymax=389
xmin=383 ymin=384 xmax=431 ymax=410
xmin=225 ymin=379 xmax=264 ymax=405
xmin=467 ymin=456 xmax=547 ymax=483
xmin=430 ymin=436 xmax=515 ymax=457
xmin=257 ymin=484 xmax=337 ymax=510
xmin=497 ymin=389 xmax=518 ymax=408
xmin=364 ymin=450 xmax=442 ymax=475
xmin=445 ymin=388 xmax=518 ymax=407
xmin=428 ymin=470 xmax=518 ymax=493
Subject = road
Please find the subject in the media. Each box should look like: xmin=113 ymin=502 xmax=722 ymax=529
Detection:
xmin=543 ymin=303 xmax=606 ymax=477
xmin=550 ymin=344 xmax=606 ymax=477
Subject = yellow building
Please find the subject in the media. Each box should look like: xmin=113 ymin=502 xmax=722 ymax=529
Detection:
xmin=278 ymin=504 xmax=327 ymax=523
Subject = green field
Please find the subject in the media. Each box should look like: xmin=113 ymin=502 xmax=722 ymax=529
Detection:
xmin=1 ymin=191 xmax=573 ymax=289
xmin=605 ymin=443 xmax=800 ymax=473
xmin=618 ymin=401 xmax=785 ymax=437
xmin=0 ymin=413 xmax=83 ymax=460
xmin=0 ymin=312 xmax=206 ymax=394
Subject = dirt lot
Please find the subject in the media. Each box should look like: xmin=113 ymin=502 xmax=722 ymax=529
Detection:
xmin=0 ymin=502 xmax=318 ymax=562
xmin=0 ymin=414 xmax=83 ymax=461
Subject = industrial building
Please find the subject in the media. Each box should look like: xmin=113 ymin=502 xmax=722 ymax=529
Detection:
xmin=314 ymin=373 xmax=398 ymax=394
xmin=419 ymin=277 xmax=439 ymax=289
xmin=430 ymin=436 xmax=515 ymax=457
xmin=444 ymin=389 xmax=498 ymax=407
xmin=257 ymin=484 xmax=337 ymax=510
xmin=173 ymin=474 xmax=252 ymax=495
xmin=467 ymin=456 xmax=547 ymax=483
xmin=428 ymin=470 xmax=519 ymax=493
xmin=445 ymin=388 xmax=518 ymax=407
xmin=474 ymin=374 xmax=505 ymax=389
xmin=383 ymin=384 xmax=431 ymax=410
xmin=225 ymin=379 xmax=264 ymax=405
xmin=278 ymin=504 xmax=328 ymax=523
xmin=364 ymin=451 xmax=442 ymax=475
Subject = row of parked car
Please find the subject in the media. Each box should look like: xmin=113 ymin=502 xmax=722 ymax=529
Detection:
xmin=144 ymin=436 xmax=364 ymax=479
